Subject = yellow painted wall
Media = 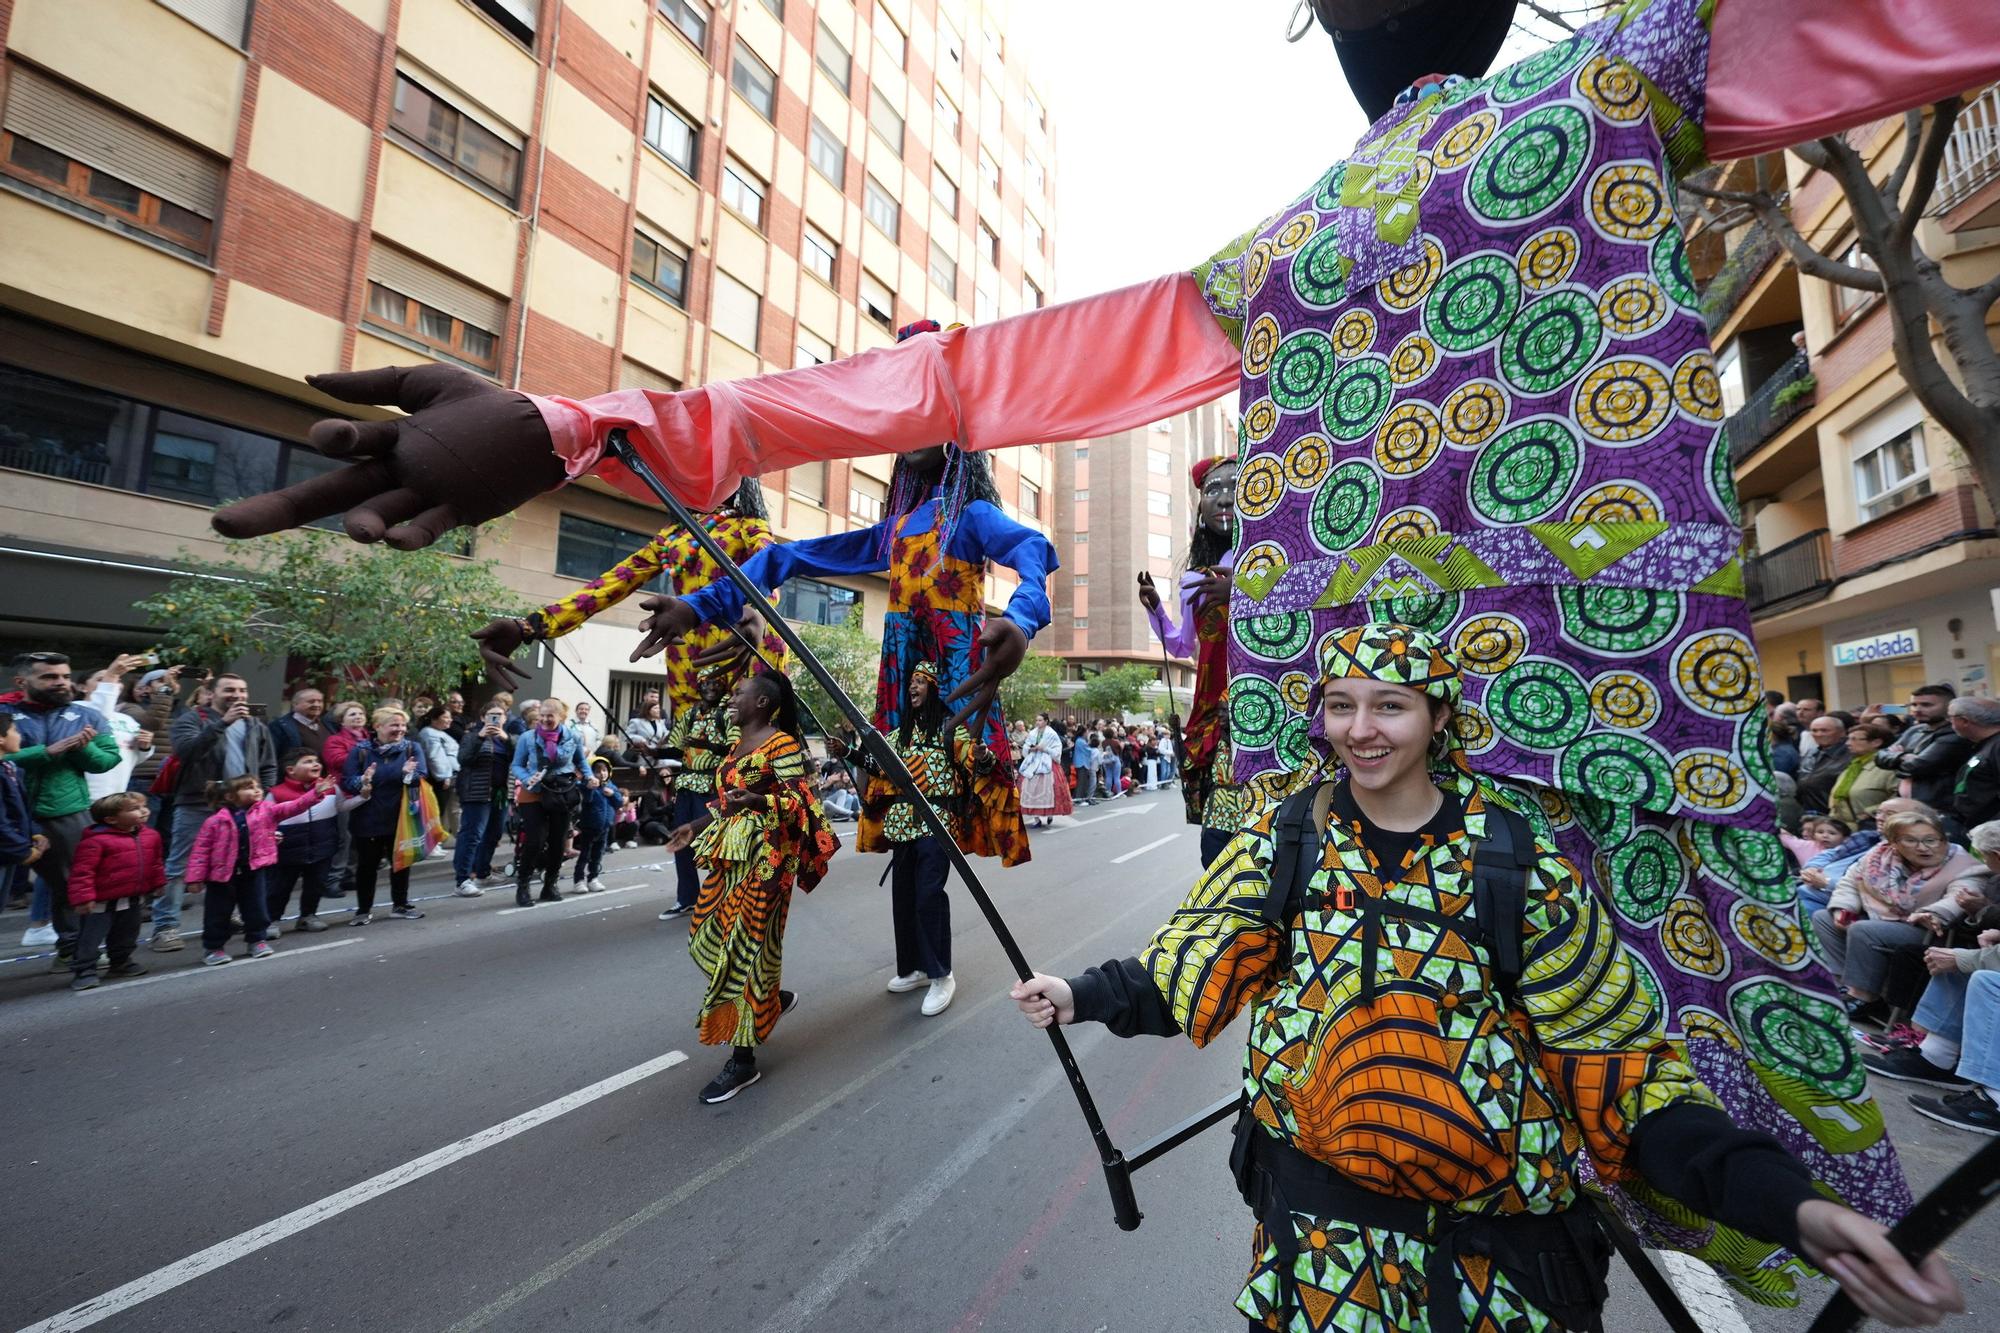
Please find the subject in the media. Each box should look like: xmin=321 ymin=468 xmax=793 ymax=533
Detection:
xmin=708 ymin=337 xmax=760 ymax=383
xmin=735 ymin=1 xmax=786 ymax=72
xmin=372 ymin=145 xmax=520 ymax=295
xmin=398 ymin=0 xmax=537 ymax=134
xmin=331 ymin=0 xmax=391 ymax=30
xmin=0 ymin=193 xmax=212 ymax=342
xmin=648 ymin=26 xmax=710 ymax=115
xmin=10 ymin=0 xmax=244 ymax=154
xmin=207 ymin=283 xmax=346 ymax=383
xmin=726 ymin=94 xmax=778 ymax=175
xmin=622 ymin=286 xmax=689 ymax=380
xmin=1755 ymin=627 xmax=1824 ymax=691
xmin=546 ymin=76 xmax=632 ymax=199
xmin=351 ymin=329 xmax=435 ymax=374
xmin=714 ymin=212 xmax=766 ymax=289
xmin=526 ymin=232 xmax=618 ymax=344
xmin=247 ymin=71 xmax=372 ymax=220
xmin=636 ymin=156 xmax=701 ymax=245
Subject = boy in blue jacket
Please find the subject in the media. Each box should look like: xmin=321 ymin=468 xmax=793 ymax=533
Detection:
xmin=573 ymin=758 xmax=623 ymax=894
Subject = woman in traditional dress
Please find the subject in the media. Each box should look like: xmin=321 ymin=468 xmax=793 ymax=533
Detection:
xmin=1017 ymin=712 xmax=1071 ymax=828
xmin=665 ymin=671 xmax=837 ymax=1104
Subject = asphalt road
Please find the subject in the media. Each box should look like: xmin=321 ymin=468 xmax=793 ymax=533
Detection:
xmin=2 ymin=796 xmax=1995 ymax=1333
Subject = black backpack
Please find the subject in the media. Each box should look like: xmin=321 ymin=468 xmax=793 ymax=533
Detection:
xmin=1264 ymin=781 xmax=1540 ymax=1001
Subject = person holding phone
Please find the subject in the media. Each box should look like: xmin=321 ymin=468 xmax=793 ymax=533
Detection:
xmin=453 ymin=702 xmax=514 ymax=895
xmin=150 ymin=672 xmax=278 ymax=953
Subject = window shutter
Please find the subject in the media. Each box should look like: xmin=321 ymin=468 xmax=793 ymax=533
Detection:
xmin=2 ymin=65 xmax=223 ymax=216
xmin=155 ymin=0 xmax=252 ymax=46
xmin=367 ymin=243 xmax=506 ymax=333
xmin=620 ymin=359 xmax=680 ymax=394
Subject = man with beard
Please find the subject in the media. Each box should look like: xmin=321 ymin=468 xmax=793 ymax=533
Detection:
xmin=1880 ymin=684 xmax=1974 ymax=811
xmin=1 ymin=653 xmax=121 ymax=963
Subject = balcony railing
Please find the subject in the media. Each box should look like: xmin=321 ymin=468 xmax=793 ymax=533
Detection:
xmin=1935 ymin=84 xmax=2000 ymax=215
xmin=1699 ymin=223 xmax=1781 ymax=335
xmin=1726 ymin=349 xmax=1816 ymax=464
xmin=0 ymin=439 xmax=112 ymax=486
xmin=1745 ymin=528 xmax=1834 ymax=613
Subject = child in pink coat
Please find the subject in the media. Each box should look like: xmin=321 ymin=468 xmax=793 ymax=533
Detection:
xmin=185 ymin=773 xmax=332 ymax=966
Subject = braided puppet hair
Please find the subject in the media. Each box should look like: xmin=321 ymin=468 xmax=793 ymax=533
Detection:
xmin=726 ymin=475 xmax=769 ymax=522
xmin=877 ymin=320 xmax=1002 ymax=561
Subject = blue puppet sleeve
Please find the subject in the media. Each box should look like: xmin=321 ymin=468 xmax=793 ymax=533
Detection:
xmin=679 ymin=522 xmax=890 ymax=627
xmin=949 ymin=500 xmax=1058 ymax=638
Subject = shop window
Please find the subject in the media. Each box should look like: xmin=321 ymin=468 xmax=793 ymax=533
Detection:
xmin=776 ymin=576 xmax=857 ymax=626
xmin=558 ymin=514 xmax=668 ymax=591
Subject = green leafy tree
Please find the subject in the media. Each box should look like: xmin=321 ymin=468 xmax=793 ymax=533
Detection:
xmin=788 ymin=606 xmax=881 ymax=737
xmin=1069 ymin=662 xmax=1159 ymax=719
xmin=135 ymin=528 xmax=515 ymax=698
xmin=997 ymin=652 xmax=1064 ymax=724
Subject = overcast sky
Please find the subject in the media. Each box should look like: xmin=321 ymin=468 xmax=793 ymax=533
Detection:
xmin=1013 ymin=1 xmax=1563 ymax=297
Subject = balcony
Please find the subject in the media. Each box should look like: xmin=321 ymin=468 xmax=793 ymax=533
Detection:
xmin=1935 ymin=84 xmax=2000 ymax=224
xmin=1726 ymin=350 xmax=1816 ymax=465
xmin=1745 ymin=528 xmax=1834 ymax=614
xmin=1700 ymin=223 xmax=1781 ymax=336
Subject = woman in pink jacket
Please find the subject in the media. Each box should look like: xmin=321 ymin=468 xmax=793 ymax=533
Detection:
xmin=185 ymin=773 xmax=332 ymax=967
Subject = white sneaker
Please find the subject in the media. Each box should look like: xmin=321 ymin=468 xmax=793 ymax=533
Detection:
xmin=455 ymin=879 xmax=484 ymax=898
xmin=20 ymin=923 xmax=58 ymax=947
xmin=886 ymin=970 xmax=929 ymax=994
xmin=587 ymin=877 xmax=609 ymax=892
xmin=921 ymin=974 xmax=957 ymax=1016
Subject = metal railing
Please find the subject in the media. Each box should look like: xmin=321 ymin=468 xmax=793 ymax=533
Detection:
xmin=1726 ymin=349 xmax=1816 ymax=464
xmin=0 ymin=440 xmax=112 ymax=486
xmin=1700 ymin=223 xmax=1781 ymax=335
xmin=1745 ymin=528 xmax=1833 ymax=612
xmin=1935 ymin=84 xmax=2000 ymax=215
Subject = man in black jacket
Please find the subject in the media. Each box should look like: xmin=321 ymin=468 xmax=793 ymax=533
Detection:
xmin=1795 ymin=714 xmax=1852 ymax=814
xmin=452 ymin=701 xmax=514 ymax=894
xmin=149 ymin=673 xmax=278 ymax=952
xmin=1948 ymin=696 xmax=2000 ymax=836
xmin=1878 ymin=684 xmax=1972 ymax=810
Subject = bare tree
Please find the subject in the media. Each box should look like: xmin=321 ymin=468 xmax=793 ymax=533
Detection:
xmin=1680 ymin=100 xmax=2000 ymax=503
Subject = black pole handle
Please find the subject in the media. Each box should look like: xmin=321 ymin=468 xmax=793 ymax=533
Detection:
xmin=603 ymin=431 xmax=1132 ymax=1215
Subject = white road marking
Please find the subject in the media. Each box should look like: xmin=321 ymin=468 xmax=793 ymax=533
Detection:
xmin=1110 ymin=833 xmax=1181 ymax=864
xmin=1046 ymin=801 xmax=1159 ymax=831
xmin=17 ymin=1049 xmax=690 ymax=1333
xmin=76 ymin=940 xmax=359 ymax=991
xmin=1654 ymin=1248 xmax=1755 ymax=1333
xmin=496 ymin=885 xmax=641 ymax=915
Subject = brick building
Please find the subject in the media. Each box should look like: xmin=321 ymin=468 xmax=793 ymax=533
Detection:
xmin=1694 ymin=87 xmax=2000 ymax=707
xmin=0 ymin=0 xmax=1057 ymax=711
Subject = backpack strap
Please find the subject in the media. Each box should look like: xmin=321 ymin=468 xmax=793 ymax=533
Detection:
xmin=1470 ymin=803 xmax=1539 ymax=1003
xmin=1264 ymin=782 xmax=1330 ymax=926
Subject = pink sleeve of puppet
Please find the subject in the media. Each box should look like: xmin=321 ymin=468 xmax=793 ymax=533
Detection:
xmin=528 ymin=273 xmax=1241 ymax=510
xmin=1707 ymin=0 xmax=2000 ymax=160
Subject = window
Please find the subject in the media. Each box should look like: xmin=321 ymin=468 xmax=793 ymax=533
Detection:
xmin=1147 ymin=491 xmax=1171 ymax=516
xmin=621 ymin=359 xmax=681 ymax=393
xmin=364 ymin=244 xmax=505 ymax=371
xmin=934 ymin=89 xmax=960 ymax=140
xmin=1074 ymin=618 xmax=1089 ymax=629
xmin=1018 ymin=477 xmax=1041 ymax=519
xmin=1147 ymin=533 xmax=1172 ymax=560
xmin=861 ymin=271 xmax=894 ymax=329
xmin=1147 ymin=449 xmax=1171 ymax=475
xmin=1023 ymin=276 xmax=1045 ymax=309
xmin=731 ymin=43 xmax=776 ymax=120
xmin=978 ymin=145 xmax=999 ymax=192
xmin=981 ymin=15 xmax=1003 ymax=62
xmin=874 ymin=8 xmax=906 ymax=69
xmin=850 ymin=475 xmax=885 ymax=523
xmin=560 ymin=514 xmax=671 ymax=591
xmin=776 ymin=576 xmax=857 ymax=626
xmin=1027 ymin=154 xmax=1046 ymax=198
xmin=1024 ymin=217 xmax=1046 ymax=262
xmin=711 ymin=270 xmax=761 ymax=349
xmin=364 ymin=282 xmax=500 ymax=369
xmin=1074 ymin=532 xmax=1087 ymax=544
xmin=795 ymin=327 xmax=833 ymax=368
xmin=1075 ymin=446 xmax=1087 ymax=460
xmin=389 ymin=73 xmax=522 ymax=201
xmin=803 ymin=224 xmax=838 ymax=284
xmin=977 ymin=218 xmax=998 ymax=264
xmin=1074 ymin=489 xmax=1089 ymax=501
xmin=808 ymin=115 xmax=845 ymax=186
xmin=1854 ymin=422 xmax=1931 ymax=522
xmin=469 ymin=0 xmax=536 ymax=44
xmin=864 ymin=174 xmax=899 ymax=240
xmin=789 ymin=460 xmax=827 ymax=505
xmin=869 ymin=87 xmax=905 ymax=157
xmin=816 ymin=20 xmax=852 ymax=93
xmin=1026 ymin=86 xmax=1046 ymax=132
xmin=1 ymin=125 xmax=218 ymax=257
xmin=630 ymin=230 xmax=688 ymax=306
xmin=1833 ymin=241 xmax=1879 ymax=323
xmin=940 ymin=17 xmax=964 ymax=73
xmin=975 ymin=280 xmax=997 ymax=323
xmin=1073 ymin=575 xmax=1088 ymax=586
xmin=656 ymin=0 xmax=709 ymax=54
xmin=929 ymin=240 xmax=957 ymax=295
xmin=931 ymin=164 xmax=959 ymax=217
xmin=981 ymin=76 xmax=1002 ymax=126
xmin=643 ymin=94 xmax=698 ymax=175
xmin=757 ymin=0 xmax=783 ymax=16
xmin=721 ymin=158 xmax=765 ymax=228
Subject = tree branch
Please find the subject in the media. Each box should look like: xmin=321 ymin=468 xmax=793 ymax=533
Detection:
xmin=1521 ymin=2 xmax=1577 ymax=33
xmin=1897 ymin=96 xmax=1964 ymax=241
xmin=1678 ymin=178 xmax=1760 ymax=208
xmin=1883 ymin=109 xmax=1928 ymax=204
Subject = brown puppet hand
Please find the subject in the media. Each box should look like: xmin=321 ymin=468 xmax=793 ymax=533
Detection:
xmin=210 ymin=365 xmax=569 ymax=548
xmin=946 ymin=618 xmax=1027 ymax=736
xmin=630 ymin=596 xmax=701 ymax=662
xmin=471 ymin=618 xmax=533 ymax=689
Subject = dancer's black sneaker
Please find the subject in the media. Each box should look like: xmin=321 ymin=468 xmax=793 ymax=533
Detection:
xmin=699 ymin=1057 xmax=761 ymax=1104
xmin=780 ymin=989 xmax=799 ymax=1015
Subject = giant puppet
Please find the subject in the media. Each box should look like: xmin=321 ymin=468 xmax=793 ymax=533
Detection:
xmin=213 ymin=0 xmax=2000 ymax=1309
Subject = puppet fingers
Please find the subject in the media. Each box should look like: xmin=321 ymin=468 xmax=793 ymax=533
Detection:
xmin=210 ymin=456 xmax=398 ymax=539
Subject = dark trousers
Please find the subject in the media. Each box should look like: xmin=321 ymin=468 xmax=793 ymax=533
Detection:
xmin=671 ymin=789 xmax=708 ymax=908
xmin=36 ymin=810 xmax=90 ymax=957
xmin=455 ymin=794 xmax=506 ymax=881
xmin=267 ymin=858 xmax=331 ymax=923
xmin=573 ymin=827 xmax=610 ymax=882
xmin=1200 ymin=826 xmax=1232 ymax=870
xmin=202 ymin=867 xmax=271 ymax=951
xmin=890 ymin=835 xmax=952 ymax=979
xmin=517 ymin=801 xmax=573 ymax=899
xmin=352 ymin=834 xmax=410 ymax=913
xmin=73 ymin=900 xmax=143 ymax=974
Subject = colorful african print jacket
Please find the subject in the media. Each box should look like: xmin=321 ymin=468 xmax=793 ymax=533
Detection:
xmin=667 ymin=701 xmax=736 ymax=797
xmin=859 ymin=723 xmax=987 ymax=844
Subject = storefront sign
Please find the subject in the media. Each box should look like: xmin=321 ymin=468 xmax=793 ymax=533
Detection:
xmin=1832 ymin=628 xmax=1922 ymax=667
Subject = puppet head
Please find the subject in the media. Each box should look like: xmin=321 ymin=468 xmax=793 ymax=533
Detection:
xmin=1299 ymin=0 xmax=1521 ymax=121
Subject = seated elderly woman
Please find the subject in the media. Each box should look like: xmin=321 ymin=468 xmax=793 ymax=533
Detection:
xmin=1792 ymin=796 xmax=1930 ymax=916
xmin=1813 ymin=808 xmax=1990 ymax=1025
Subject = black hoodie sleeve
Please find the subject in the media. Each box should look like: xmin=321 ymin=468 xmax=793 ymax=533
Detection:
xmin=1630 ymin=1103 xmax=1822 ymax=1255
xmin=1066 ymin=957 xmax=1182 ymax=1039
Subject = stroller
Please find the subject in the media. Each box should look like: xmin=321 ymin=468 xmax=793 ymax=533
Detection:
xmin=496 ymin=801 xmax=528 ymax=880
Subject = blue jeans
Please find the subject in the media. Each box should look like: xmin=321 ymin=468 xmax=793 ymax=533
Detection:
xmin=1955 ymin=971 xmax=2000 ymax=1093
xmin=454 ymin=795 xmax=505 ymax=881
xmin=1100 ymin=759 xmax=1122 ymax=796
xmin=573 ymin=827 xmax=610 ymax=882
xmin=1914 ymin=969 xmax=1970 ymax=1043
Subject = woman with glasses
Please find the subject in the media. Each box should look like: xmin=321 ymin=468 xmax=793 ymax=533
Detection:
xmin=1815 ymin=809 xmax=1987 ymax=1025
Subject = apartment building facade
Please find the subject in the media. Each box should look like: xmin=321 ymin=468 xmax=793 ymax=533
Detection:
xmin=1698 ymin=86 xmax=2000 ymax=709
xmin=1046 ymin=397 xmax=1235 ymax=710
xmin=0 ymin=0 xmax=1057 ymax=711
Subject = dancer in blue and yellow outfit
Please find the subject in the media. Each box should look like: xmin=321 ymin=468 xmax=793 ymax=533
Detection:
xmin=1013 ymin=624 xmax=1961 ymax=1333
